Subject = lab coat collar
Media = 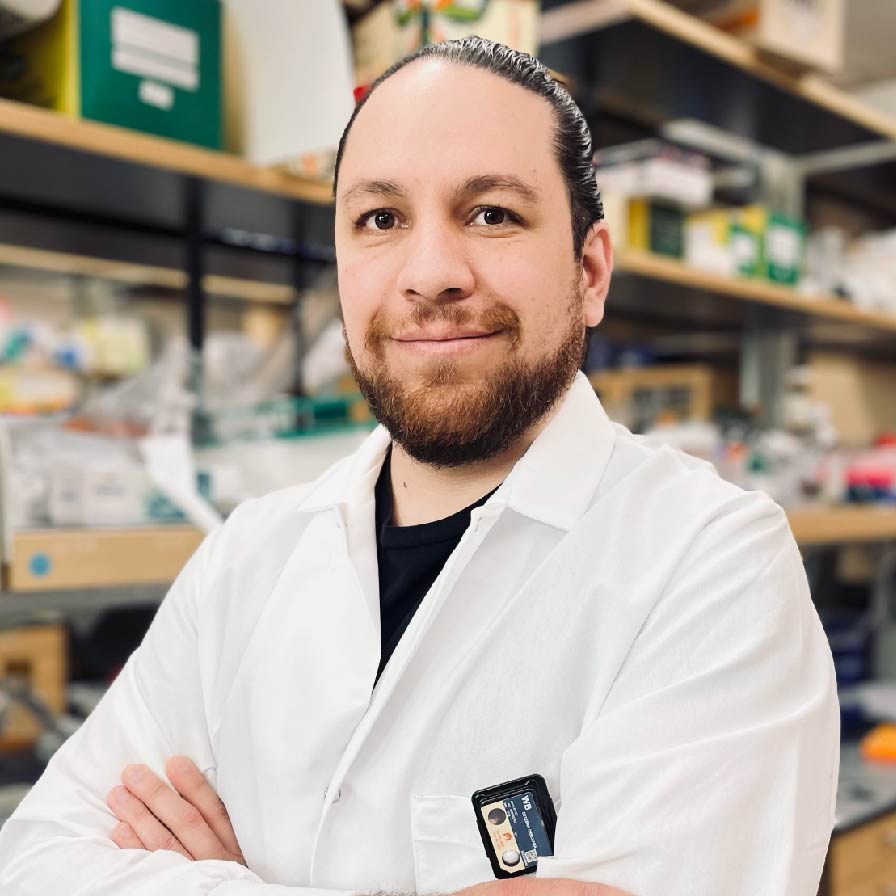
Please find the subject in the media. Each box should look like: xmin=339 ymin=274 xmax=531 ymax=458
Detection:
xmin=294 ymin=371 xmax=616 ymax=532
xmin=497 ymin=371 xmax=616 ymax=531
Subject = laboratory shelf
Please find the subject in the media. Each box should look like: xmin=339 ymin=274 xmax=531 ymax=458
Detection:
xmin=538 ymin=0 xmax=896 ymax=153
xmin=610 ymin=250 xmax=896 ymax=355
xmin=3 ymin=527 xmax=203 ymax=593
xmin=0 ymin=99 xmax=336 ymax=285
xmin=0 ymin=584 xmax=168 ymax=626
xmin=0 ymin=98 xmax=333 ymax=205
xmin=539 ymin=0 xmax=896 ymax=226
xmin=0 ymin=243 xmax=296 ymax=305
xmin=786 ymin=507 xmax=896 ymax=547
xmin=0 ymin=510 xmax=889 ymax=620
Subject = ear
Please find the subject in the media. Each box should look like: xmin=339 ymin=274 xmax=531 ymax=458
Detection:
xmin=579 ymin=220 xmax=613 ymax=328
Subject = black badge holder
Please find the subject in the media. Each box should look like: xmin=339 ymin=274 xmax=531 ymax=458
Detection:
xmin=471 ymin=774 xmax=557 ymax=879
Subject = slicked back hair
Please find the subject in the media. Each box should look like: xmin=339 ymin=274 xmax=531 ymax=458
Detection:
xmin=333 ymin=36 xmax=603 ymax=260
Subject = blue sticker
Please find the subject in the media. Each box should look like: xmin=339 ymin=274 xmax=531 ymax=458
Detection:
xmin=503 ymin=790 xmax=553 ymax=868
xmin=29 ymin=553 xmax=52 ymax=577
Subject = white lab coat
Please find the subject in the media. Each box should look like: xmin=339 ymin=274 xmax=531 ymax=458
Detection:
xmin=0 ymin=373 xmax=839 ymax=896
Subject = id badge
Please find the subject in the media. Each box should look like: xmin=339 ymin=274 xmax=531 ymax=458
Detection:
xmin=471 ymin=774 xmax=557 ymax=878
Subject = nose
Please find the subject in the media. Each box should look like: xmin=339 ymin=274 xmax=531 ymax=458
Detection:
xmin=396 ymin=217 xmax=475 ymax=305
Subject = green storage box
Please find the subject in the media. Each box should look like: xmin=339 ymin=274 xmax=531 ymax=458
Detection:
xmin=763 ymin=211 xmax=806 ymax=286
xmin=0 ymin=0 xmax=221 ymax=149
xmin=628 ymin=198 xmax=685 ymax=259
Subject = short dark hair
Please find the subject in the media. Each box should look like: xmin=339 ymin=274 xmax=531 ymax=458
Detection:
xmin=333 ymin=36 xmax=603 ymax=259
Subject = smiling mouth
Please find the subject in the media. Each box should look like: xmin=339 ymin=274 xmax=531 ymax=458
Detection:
xmin=393 ymin=331 xmax=503 ymax=354
xmin=400 ymin=333 xmax=495 ymax=343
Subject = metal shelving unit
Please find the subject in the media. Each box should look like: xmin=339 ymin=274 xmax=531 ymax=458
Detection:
xmin=0 ymin=97 xmax=337 ymax=394
xmin=0 ymin=98 xmax=337 ymax=605
xmin=539 ymin=0 xmax=896 ymax=428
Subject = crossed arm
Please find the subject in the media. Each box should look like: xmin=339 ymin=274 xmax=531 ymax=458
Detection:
xmin=105 ymin=756 xmax=631 ymax=896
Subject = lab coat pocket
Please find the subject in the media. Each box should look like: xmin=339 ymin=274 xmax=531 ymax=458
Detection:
xmin=410 ymin=793 xmax=495 ymax=892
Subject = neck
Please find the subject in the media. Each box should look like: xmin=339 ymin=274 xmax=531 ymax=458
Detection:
xmin=387 ymin=409 xmax=558 ymax=527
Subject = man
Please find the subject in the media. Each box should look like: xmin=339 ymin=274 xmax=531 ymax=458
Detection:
xmin=0 ymin=37 xmax=837 ymax=896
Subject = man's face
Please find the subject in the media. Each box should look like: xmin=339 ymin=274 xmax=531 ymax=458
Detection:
xmin=335 ymin=59 xmax=610 ymax=467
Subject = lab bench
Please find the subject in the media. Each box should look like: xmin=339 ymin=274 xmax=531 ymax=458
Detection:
xmin=823 ymin=745 xmax=896 ymax=894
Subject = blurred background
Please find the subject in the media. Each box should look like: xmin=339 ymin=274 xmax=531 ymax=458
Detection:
xmin=0 ymin=1 xmax=893 ymax=890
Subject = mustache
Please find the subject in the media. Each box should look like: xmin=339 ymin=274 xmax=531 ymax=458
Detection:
xmin=364 ymin=300 xmax=522 ymax=356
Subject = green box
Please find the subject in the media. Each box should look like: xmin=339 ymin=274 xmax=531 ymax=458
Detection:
xmin=763 ymin=212 xmax=805 ymax=286
xmin=628 ymin=198 xmax=684 ymax=259
xmin=0 ymin=0 xmax=221 ymax=149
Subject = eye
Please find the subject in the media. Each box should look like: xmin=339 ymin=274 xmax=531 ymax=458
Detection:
xmin=355 ymin=209 xmax=400 ymax=231
xmin=470 ymin=206 xmax=520 ymax=227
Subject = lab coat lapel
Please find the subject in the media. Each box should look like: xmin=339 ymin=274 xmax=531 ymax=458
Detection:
xmin=213 ymin=506 xmax=379 ymax=881
xmin=339 ymin=462 xmax=382 ymax=650
xmin=293 ymin=425 xmax=391 ymax=650
xmin=312 ymin=376 xmax=618 ymax=849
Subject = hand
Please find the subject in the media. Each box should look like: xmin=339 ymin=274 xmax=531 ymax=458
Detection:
xmin=460 ymin=878 xmax=634 ymax=896
xmin=106 ymin=756 xmax=246 ymax=865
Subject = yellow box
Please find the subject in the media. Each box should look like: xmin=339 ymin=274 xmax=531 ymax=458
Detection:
xmin=0 ymin=0 xmax=78 ymax=113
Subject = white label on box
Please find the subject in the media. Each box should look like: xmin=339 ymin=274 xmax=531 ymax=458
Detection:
xmin=113 ymin=46 xmax=198 ymax=90
xmin=767 ymin=225 xmax=801 ymax=267
xmin=111 ymin=7 xmax=198 ymax=91
xmin=731 ymin=232 xmax=757 ymax=266
xmin=783 ymin=0 xmax=823 ymax=40
xmin=138 ymin=79 xmax=174 ymax=110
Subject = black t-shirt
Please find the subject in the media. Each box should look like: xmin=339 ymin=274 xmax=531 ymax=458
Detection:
xmin=374 ymin=447 xmax=499 ymax=683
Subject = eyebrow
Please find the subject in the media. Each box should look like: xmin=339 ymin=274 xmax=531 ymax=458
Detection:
xmin=339 ymin=174 xmax=542 ymax=208
xmin=340 ymin=179 xmax=407 ymax=207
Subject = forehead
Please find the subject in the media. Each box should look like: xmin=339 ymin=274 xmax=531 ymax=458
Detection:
xmin=336 ymin=59 xmax=563 ymax=203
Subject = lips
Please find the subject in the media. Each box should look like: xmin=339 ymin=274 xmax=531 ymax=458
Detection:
xmin=388 ymin=328 xmax=504 ymax=357
xmin=395 ymin=329 xmax=500 ymax=342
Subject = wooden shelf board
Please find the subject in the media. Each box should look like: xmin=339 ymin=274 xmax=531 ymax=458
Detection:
xmin=3 ymin=509 xmax=893 ymax=596
xmin=3 ymin=242 xmax=892 ymax=342
xmin=5 ymin=526 xmax=203 ymax=592
xmin=787 ymin=507 xmax=896 ymax=546
xmin=0 ymin=243 xmax=295 ymax=304
xmin=2 ymin=508 xmax=894 ymax=594
xmin=614 ymin=250 xmax=896 ymax=336
xmin=0 ymin=98 xmax=334 ymax=206
xmin=540 ymin=0 xmax=896 ymax=145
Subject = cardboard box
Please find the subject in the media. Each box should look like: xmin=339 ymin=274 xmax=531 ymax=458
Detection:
xmin=753 ymin=0 xmax=843 ymax=74
xmin=223 ymin=0 xmax=355 ymax=165
xmin=807 ymin=352 xmax=896 ymax=448
xmin=762 ymin=209 xmax=805 ymax=285
xmin=672 ymin=0 xmax=844 ymax=74
xmin=684 ymin=207 xmax=736 ymax=276
xmin=0 ymin=624 xmax=66 ymax=751
xmin=589 ymin=364 xmax=739 ymax=424
xmin=0 ymin=0 xmax=222 ymax=148
xmin=685 ymin=204 xmax=805 ymax=284
xmin=351 ymin=0 xmax=539 ymax=87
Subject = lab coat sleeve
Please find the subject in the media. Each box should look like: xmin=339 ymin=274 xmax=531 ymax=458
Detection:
xmin=0 ymin=523 xmax=356 ymax=896
xmin=535 ymin=504 xmax=839 ymax=896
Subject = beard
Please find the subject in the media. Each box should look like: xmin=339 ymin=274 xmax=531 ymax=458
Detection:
xmin=345 ymin=285 xmax=587 ymax=468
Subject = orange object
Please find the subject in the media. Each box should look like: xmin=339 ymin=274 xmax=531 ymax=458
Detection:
xmin=860 ymin=724 xmax=896 ymax=763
